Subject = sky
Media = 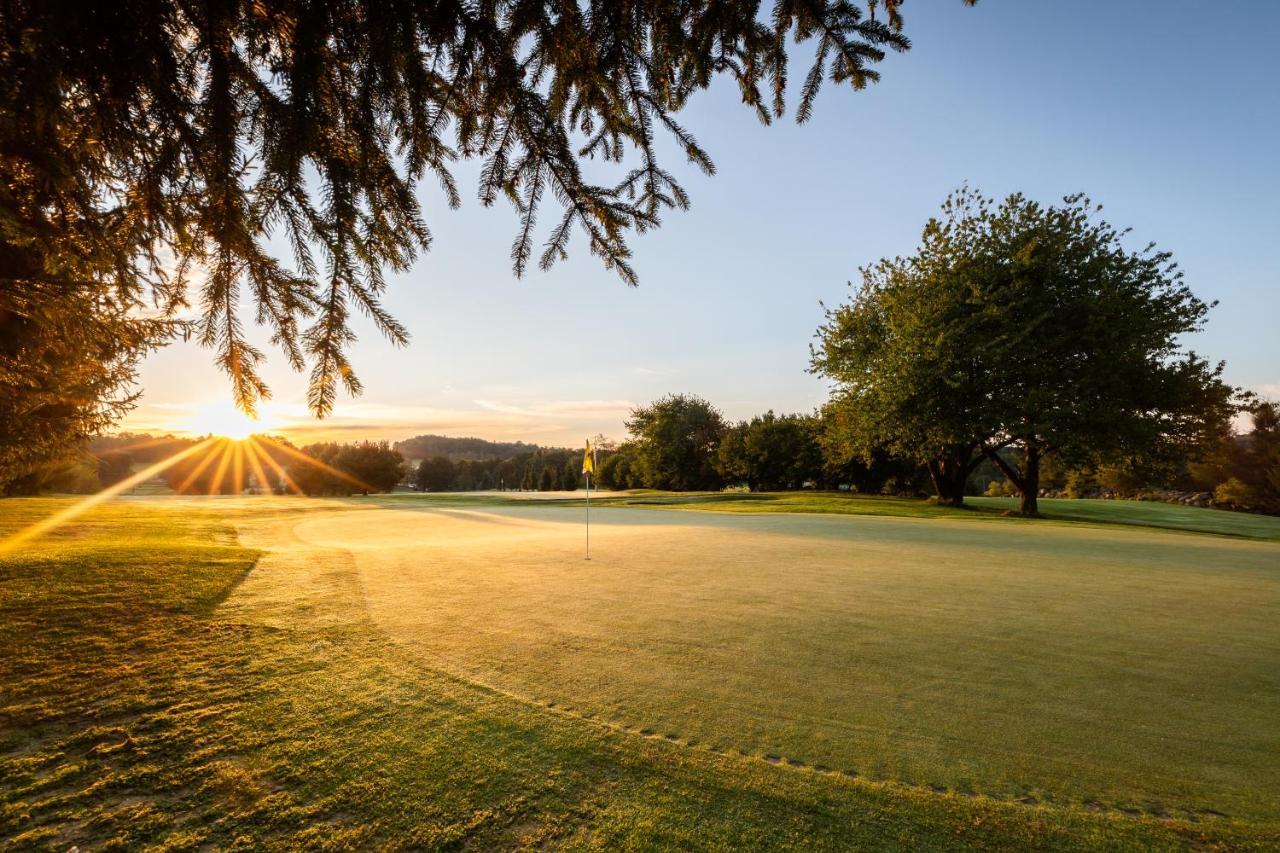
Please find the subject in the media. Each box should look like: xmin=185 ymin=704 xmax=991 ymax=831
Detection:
xmin=122 ymin=0 xmax=1280 ymax=447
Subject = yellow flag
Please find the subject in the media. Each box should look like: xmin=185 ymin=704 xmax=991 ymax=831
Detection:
xmin=582 ymin=439 xmax=594 ymax=475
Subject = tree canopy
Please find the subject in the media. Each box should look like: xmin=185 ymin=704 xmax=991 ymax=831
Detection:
xmin=812 ymin=188 xmax=1242 ymax=514
xmin=716 ymin=411 xmax=822 ymax=491
xmin=626 ymin=394 xmax=725 ymax=490
xmin=415 ymin=456 xmax=457 ymax=493
xmin=0 ymin=0 xmax=969 ymax=425
xmin=285 ymin=441 xmax=406 ymax=495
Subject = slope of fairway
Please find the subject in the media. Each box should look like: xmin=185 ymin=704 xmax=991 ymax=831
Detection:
xmin=297 ymin=503 xmax=1280 ymax=823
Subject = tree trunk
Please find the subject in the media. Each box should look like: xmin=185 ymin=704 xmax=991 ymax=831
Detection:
xmin=984 ymin=438 xmax=1042 ymax=516
xmin=927 ymin=448 xmax=974 ymax=506
xmin=1019 ymin=442 xmax=1040 ymax=516
xmin=926 ymin=460 xmax=961 ymax=505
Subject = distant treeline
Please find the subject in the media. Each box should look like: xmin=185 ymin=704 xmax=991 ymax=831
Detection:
xmin=589 ymin=397 xmax=920 ymax=495
xmin=414 ymin=448 xmax=581 ymax=492
xmin=1 ymin=433 xmax=204 ymax=496
xmin=395 ymin=434 xmax=560 ymax=462
xmin=160 ymin=439 xmax=407 ymax=496
xmin=590 ymin=394 xmax=1280 ymax=516
xmin=10 ymin=434 xmax=408 ymax=498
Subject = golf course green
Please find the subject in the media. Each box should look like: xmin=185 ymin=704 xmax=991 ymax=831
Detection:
xmin=2 ymin=494 xmax=1277 ymax=849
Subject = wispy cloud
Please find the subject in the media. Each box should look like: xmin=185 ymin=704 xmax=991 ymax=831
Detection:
xmin=121 ymin=397 xmax=633 ymax=445
xmin=473 ymin=399 xmax=636 ymax=419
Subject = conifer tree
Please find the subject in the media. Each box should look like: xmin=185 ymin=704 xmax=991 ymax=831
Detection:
xmin=562 ymin=460 xmax=579 ymax=492
xmin=1 ymin=0 xmax=973 ymax=433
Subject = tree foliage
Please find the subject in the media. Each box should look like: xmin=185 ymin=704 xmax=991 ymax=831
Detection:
xmin=416 ymin=456 xmax=457 ymax=492
xmin=396 ymin=435 xmax=543 ymax=462
xmin=0 ymin=284 xmax=171 ymax=492
xmin=1197 ymin=402 xmax=1280 ymax=514
xmin=813 ymin=187 xmax=1242 ymax=513
xmin=716 ymin=411 xmax=822 ymax=490
xmin=0 ymin=0 xmax=965 ymax=433
xmin=96 ymin=451 xmax=134 ymax=489
xmin=287 ymin=441 xmax=406 ymax=495
xmin=625 ymin=394 xmax=725 ymax=490
xmin=595 ymin=443 xmax=642 ymax=490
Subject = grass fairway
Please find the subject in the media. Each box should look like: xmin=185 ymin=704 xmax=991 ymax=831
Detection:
xmin=2 ymin=497 xmax=1278 ymax=849
xmin=505 ymin=489 xmax=1280 ymax=541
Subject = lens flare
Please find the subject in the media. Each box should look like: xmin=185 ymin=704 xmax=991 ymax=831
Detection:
xmin=0 ymin=432 xmax=379 ymax=553
xmin=0 ymin=438 xmax=215 ymax=554
xmin=182 ymin=400 xmax=275 ymax=441
xmin=247 ymin=436 xmax=303 ymax=495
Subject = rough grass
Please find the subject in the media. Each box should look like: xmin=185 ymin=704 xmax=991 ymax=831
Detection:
xmin=969 ymin=496 xmax=1280 ymax=540
xmin=1 ymin=496 xmax=1277 ymax=850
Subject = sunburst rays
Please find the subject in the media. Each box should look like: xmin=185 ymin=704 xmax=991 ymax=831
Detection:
xmin=0 ymin=433 xmax=376 ymax=553
xmin=0 ymin=438 xmax=215 ymax=554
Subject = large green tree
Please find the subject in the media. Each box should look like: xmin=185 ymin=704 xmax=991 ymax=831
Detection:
xmin=626 ymin=394 xmax=725 ymax=491
xmin=716 ymin=411 xmax=822 ymax=491
xmin=813 ymin=188 xmax=1241 ymax=514
xmin=415 ymin=456 xmax=457 ymax=493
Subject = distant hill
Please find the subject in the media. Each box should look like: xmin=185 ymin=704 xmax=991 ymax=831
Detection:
xmin=394 ymin=434 xmax=567 ymax=462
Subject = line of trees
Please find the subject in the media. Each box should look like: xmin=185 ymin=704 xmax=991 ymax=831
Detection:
xmin=590 ymin=389 xmax=1276 ymax=517
xmin=159 ymin=439 xmax=406 ymax=496
xmin=286 ymin=442 xmax=407 ymax=496
xmin=414 ymin=449 xmax=581 ymax=492
xmin=396 ymin=435 xmax=544 ymax=462
xmin=592 ymin=396 xmax=923 ymax=495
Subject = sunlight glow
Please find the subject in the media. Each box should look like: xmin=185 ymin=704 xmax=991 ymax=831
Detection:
xmin=267 ymin=440 xmax=375 ymax=492
xmin=182 ymin=399 xmax=276 ymax=441
xmin=0 ymin=438 xmax=215 ymax=555
xmin=247 ymin=436 xmax=303 ymax=495
xmin=0 ymin=432 xmax=380 ymax=553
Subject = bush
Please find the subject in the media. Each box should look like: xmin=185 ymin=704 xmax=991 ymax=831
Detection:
xmin=1063 ymin=469 xmax=1097 ymax=499
xmin=984 ymin=479 xmax=1017 ymax=497
xmin=1095 ymin=464 xmax=1147 ymax=497
xmin=1215 ymin=477 xmax=1259 ymax=510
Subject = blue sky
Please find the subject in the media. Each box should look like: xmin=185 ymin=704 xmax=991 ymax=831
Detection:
xmin=125 ymin=0 xmax=1280 ymax=446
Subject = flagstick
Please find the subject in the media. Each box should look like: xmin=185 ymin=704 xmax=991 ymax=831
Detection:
xmin=585 ymin=469 xmax=591 ymax=560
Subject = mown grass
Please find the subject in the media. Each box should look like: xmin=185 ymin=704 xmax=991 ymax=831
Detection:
xmin=303 ymin=502 xmax=1280 ymax=823
xmin=1 ymin=497 xmax=1277 ymax=850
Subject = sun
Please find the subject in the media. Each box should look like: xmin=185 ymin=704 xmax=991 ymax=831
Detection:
xmin=184 ymin=400 xmax=275 ymax=441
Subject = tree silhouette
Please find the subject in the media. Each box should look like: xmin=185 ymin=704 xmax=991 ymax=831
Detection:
xmin=1 ymin=0 xmax=974 ymax=427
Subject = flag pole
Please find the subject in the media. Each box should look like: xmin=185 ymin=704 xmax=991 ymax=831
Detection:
xmin=582 ymin=438 xmax=594 ymax=561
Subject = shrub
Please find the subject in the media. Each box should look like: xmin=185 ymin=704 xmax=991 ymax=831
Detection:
xmin=985 ymin=479 xmax=1017 ymax=497
xmin=1215 ymin=477 xmax=1259 ymax=510
xmin=1064 ymin=469 xmax=1097 ymax=499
